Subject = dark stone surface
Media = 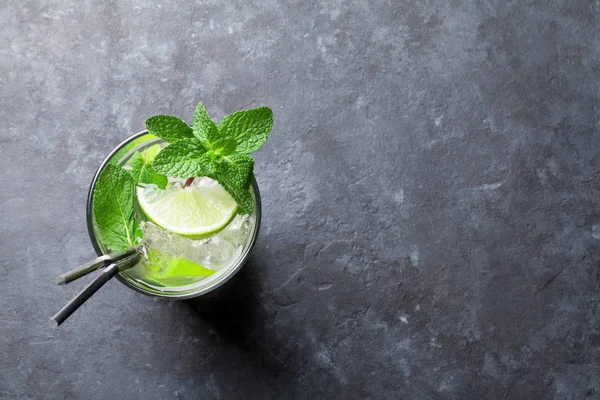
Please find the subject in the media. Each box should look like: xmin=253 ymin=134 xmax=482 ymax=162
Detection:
xmin=1 ymin=1 xmax=599 ymax=399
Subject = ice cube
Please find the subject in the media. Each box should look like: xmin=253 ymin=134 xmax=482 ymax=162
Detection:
xmin=219 ymin=214 xmax=251 ymax=244
xmin=191 ymin=236 xmax=236 ymax=270
xmin=140 ymin=221 xmax=241 ymax=271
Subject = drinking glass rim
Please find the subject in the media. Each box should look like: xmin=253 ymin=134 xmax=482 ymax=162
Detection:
xmin=85 ymin=129 xmax=262 ymax=299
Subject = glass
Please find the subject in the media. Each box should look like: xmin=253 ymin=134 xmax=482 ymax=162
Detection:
xmin=86 ymin=130 xmax=261 ymax=299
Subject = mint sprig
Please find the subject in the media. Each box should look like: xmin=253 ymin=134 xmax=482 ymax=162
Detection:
xmin=93 ymin=164 xmax=142 ymax=251
xmin=92 ymin=101 xmax=271 ymax=250
xmin=150 ymin=102 xmax=272 ymax=214
xmin=214 ymin=156 xmax=255 ymax=214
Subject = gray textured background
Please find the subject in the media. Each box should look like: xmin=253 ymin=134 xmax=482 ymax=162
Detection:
xmin=1 ymin=1 xmax=599 ymax=399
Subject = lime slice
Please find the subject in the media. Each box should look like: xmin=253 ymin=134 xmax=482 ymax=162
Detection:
xmin=136 ymin=180 xmax=237 ymax=237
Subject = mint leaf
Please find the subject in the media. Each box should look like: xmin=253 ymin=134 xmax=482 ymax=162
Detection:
xmin=145 ymin=115 xmax=194 ymax=143
xmin=218 ymin=106 xmax=272 ymax=154
xmin=212 ymin=154 xmax=255 ymax=214
xmin=192 ymin=102 xmax=220 ymax=143
xmin=192 ymin=102 xmax=237 ymax=155
xmin=128 ymin=146 xmax=168 ymax=189
xmin=152 ymin=138 xmax=216 ymax=178
xmin=222 ymin=153 xmax=254 ymax=189
xmin=140 ymin=164 xmax=168 ymax=189
xmin=93 ymin=164 xmax=141 ymax=251
xmin=215 ymin=173 xmax=255 ymax=214
xmin=211 ymin=137 xmax=237 ymax=156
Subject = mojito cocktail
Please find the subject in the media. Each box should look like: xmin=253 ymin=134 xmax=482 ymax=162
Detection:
xmin=87 ymin=102 xmax=271 ymax=298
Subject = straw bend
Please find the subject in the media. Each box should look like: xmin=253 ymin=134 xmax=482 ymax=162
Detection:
xmin=56 ymin=248 xmax=138 ymax=285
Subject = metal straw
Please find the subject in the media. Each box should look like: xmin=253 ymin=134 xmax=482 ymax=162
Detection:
xmin=50 ymin=253 xmax=140 ymax=328
xmin=56 ymin=247 xmax=138 ymax=285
